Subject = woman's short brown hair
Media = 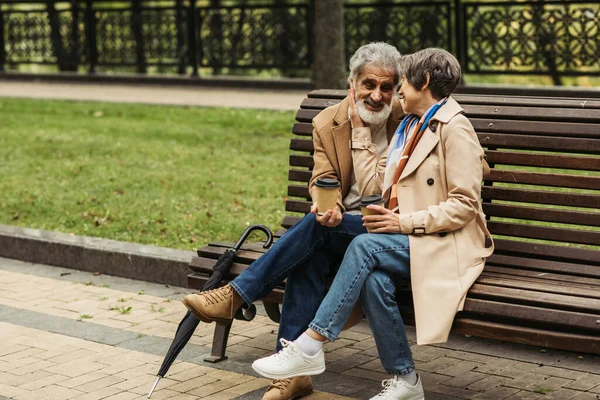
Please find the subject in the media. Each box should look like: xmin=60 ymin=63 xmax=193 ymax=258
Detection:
xmin=400 ymin=48 xmax=462 ymax=100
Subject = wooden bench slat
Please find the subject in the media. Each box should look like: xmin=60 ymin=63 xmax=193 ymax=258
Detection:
xmin=469 ymin=283 xmax=600 ymax=313
xmin=487 ymin=221 xmax=600 ymax=246
xmin=285 ymin=200 xmax=311 ymax=214
xmin=307 ymin=89 xmax=346 ymax=99
xmin=482 ymin=203 xmax=600 ymax=228
xmin=296 ymin=109 xmax=320 ymax=123
xmin=290 ymin=138 xmax=314 ymax=152
xmin=463 ymin=298 xmax=600 ymax=332
xmin=481 ymin=270 xmax=600 ymax=292
xmin=464 ymin=105 xmax=600 ymax=123
xmin=493 ymin=239 xmax=600 ymax=266
xmin=282 ymin=215 xmax=302 ymax=228
xmin=471 ymin=119 xmax=600 ymax=138
xmin=287 ymin=185 xmax=309 ymax=198
xmin=479 ymin=133 xmax=600 ymax=154
xmin=289 ymin=155 xmax=314 ymax=168
xmin=475 ymin=275 xmax=600 ymax=299
xmin=300 ymin=97 xmax=342 ymax=110
xmin=452 ymin=318 xmax=599 ymax=354
xmin=485 ymin=256 xmax=600 ymax=280
xmin=453 ymin=94 xmax=600 ymax=109
xmin=288 ymin=169 xmax=312 ymax=183
xmin=482 ymin=186 xmax=599 ymax=209
xmin=485 ymin=150 xmax=600 ymax=171
xmin=488 ymin=170 xmax=600 ymax=190
xmin=292 ymin=122 xmax=313 ymax=136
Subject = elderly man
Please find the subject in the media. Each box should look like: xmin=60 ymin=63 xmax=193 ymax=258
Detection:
xmin=183 ymin=42 xmax=404 ymax=400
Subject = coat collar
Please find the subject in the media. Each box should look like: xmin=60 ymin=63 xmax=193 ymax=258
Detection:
xmin=430 ymin=96 xmax=464 ymax=124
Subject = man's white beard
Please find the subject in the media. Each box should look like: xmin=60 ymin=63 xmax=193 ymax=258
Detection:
xmin=355 ymin=99 xmax=392 ymax=126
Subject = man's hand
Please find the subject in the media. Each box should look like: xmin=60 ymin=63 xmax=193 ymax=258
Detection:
xmin=362 ymin=205 xmax=400 ymax=233
xmin=311 ymin=202 xmax=343 ymax=227
xmin=348 ymin=86 xmax=366 ymax=129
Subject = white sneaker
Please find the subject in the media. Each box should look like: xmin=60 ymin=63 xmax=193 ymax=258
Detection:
xmin=369 ymin=375 xmax=425 ymax=400
xmin=252 ymin=339 xmax=326 ymax=379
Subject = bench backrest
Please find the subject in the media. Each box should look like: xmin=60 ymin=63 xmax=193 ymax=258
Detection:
xmin=285 ymin=90 xmax=600 ymax=277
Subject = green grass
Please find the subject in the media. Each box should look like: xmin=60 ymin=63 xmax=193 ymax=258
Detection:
xmin=0 ymin=98 xmax=294 ymax=249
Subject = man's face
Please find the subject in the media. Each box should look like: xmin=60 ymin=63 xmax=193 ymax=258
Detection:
xmin=353 ymin=65 xmax=396 ymax=125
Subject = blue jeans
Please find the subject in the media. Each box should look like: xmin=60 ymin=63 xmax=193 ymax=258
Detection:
xmin=309 ymin=233 xmax=415 ymax=375
xmin=229 ymin=213 xmax=366 ymax=351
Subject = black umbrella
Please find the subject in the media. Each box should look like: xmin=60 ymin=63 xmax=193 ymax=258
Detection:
xmin=148 ymin=225 xmax=273 ymax=398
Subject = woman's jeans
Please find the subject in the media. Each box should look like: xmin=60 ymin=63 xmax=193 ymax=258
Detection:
xmin=229 ymin=213 xmax=366 ymax=351
xmin=309 ymin=233 xmax=415 ymax=375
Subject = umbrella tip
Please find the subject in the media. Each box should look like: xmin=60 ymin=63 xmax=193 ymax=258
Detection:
xmin=148 ymin=376 xmax=161 ymax=398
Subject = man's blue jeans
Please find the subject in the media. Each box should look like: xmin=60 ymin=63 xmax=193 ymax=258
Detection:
xmin=309 ymin=233 xmax=415 ymax=375
xmin=229 ymin=213 xmax=366 ymax=351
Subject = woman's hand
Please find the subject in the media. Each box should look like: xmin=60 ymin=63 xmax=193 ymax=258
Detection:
xmin=348 ymin=86 xmax=365 ymax=129
xmin=362 ymin=205 xmax=401 ymax=233
xmin=311 ymin=202 xmax=343 ymax=228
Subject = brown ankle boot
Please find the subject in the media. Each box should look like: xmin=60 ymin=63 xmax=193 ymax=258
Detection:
xmin=262 ymin=376 xmax=313 ymax=400
xmin=182 ymin=284 xmax=244 ymax=323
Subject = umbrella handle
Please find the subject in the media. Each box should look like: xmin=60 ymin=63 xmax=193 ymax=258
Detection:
xmin=232 ymin=225 xmax=273 ymax=251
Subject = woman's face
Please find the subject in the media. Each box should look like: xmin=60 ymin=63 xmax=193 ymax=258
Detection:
xmin=397 ymin=77 xmax=423 ymax=116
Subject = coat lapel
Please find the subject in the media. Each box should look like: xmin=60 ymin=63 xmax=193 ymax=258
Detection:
xmin=400 ymin=129 xmax=439 ymax=180
xmin=331 ymin=98 xmax=352 ymax=190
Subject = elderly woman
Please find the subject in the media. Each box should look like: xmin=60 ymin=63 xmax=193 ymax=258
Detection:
xmin=252 ymin=48 xmax=494 ymax=400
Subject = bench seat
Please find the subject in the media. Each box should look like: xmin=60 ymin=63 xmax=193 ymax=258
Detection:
xmin=189 ymin=89 xmax=600 ymax=361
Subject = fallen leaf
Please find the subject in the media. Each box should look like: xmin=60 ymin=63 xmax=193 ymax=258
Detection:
xmin=93 ymin=111 xmax=103 ymax=117
xmin=11 ymin=212 xmax=19 ymax=220
xmin=93 ymin=272 xmax=101 ymax=276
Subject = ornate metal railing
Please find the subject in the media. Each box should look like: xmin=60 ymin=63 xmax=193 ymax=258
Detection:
xmin=0 ymin=0 xmax=599 ymax=78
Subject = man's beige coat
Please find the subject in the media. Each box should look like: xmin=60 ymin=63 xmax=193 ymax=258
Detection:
xmin=391 ymin=97 xmax=494 ymax=345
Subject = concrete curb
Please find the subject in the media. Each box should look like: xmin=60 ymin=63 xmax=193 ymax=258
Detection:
xmin=0 ymin=224 xmax=195 ymax=288
xmin=0 ymin=71 xmax=315 ymax=91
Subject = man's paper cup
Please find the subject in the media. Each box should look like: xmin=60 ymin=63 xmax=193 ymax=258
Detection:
xmin=314 ymin=178 xmax=340 ymax=216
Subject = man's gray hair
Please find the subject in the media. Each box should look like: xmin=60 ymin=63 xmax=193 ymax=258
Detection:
xmin=401 ymin=48 xmax=462 ymax=99
xmin=348 ymin=42 xmax=402 ymax=88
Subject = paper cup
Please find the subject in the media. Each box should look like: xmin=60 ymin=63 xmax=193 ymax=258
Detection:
xmin=314 ymin=178 xmax=340 ymax=216
xmin=360 ymin=194 xmax=385 ymax=216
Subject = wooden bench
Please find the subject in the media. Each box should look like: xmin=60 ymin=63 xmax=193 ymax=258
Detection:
xmin=189 ymin=90 xmax=600 ymax=362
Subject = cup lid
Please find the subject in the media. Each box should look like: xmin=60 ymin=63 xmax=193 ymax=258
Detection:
xmin=315 ymin=178 xmax=340 ymax=188
xmin=360 ymin=194 xmax=384 ymax=207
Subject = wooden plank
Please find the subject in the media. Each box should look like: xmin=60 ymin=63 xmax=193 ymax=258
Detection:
xmin=292 ymin=122 xmax=313 ymax=137
xmin=196 ymin=245 xmax=265 ymax=264
xmin=468 ymin=283 xmax=600 ymax=314
xmin=482 ymin=203 xmax=600 ymax=228
xmin=493 ymin=238 xmax=600 ymax=266
xmin=463 ymin=104 xmax=600 ymax=123
xmin=474 ymin=276 xmax=600 ymax=299
xmin=487 ymin=221 xmax=600 ymax=246
xmin=288 ymin=185 xmax=309 ymax=198
xmin=453 ymin=94 xmax=600 ymax=109
xmin=485 ymin=150 xmax=600 ymax=171
xmin=290 ymin=138 xmax=314 ymax=152
xmin=307 ymin=89 xmax=346 ymax=99
xmin=300 ymin=97 xmax=342 ymax=110
xmin=471 ymin=119 xmax=600 ymax=138
xmin=478 ymin=133 xmax=600 ymax=154
xmin=488 ymin=169 xmax=600 ymax=190
xmin=296 ymin=109 xmax=320 ymax=123
xmin=285 ymin=200 xmax=311 ymax=214
xmin=282 ymin=215 xmax=302 ymax=228
xmin=481 ymin=186 xmax=599 ymax=209
xmin=486 ymin=254 xmax=600 ymax=279
xmin=288 ymin=169 xmax=312 ymax=183
xmin=289 ymin=155 xmax=314 ymax=168
xmin=481 ymin=270 xmax=600 ymax=291
xmin=290 ymin=138 xmax=315 ymax=152
xmin=463 ymin=298 xmax=600 ymax=332
xmin=451 ymin=318 xmax=600 ymax=354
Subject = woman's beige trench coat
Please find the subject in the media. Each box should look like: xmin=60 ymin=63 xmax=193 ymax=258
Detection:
xmin=392 ymin=96 xmax=494 ymax=345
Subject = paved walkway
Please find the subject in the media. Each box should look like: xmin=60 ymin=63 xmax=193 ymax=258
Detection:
xmin=1 ymin=257 xmax=599 ymax=400
xmin=0 ymin=80 xmax=307 ymax=111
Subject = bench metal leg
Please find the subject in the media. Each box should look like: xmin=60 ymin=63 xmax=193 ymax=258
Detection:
xmin=204 ymin=320 xmax=233 ymax=363
xmin=263 ymin=301 xmax=281 ymax=323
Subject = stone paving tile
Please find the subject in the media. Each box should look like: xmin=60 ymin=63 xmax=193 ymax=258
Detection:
xmin=566 ymin=374 xmax=600 ymax=391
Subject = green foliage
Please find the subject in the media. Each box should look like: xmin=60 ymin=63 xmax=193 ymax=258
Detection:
xmin=0 ymin=98 xmax=293 ymax=249
xmin=79 ymin=314 xmax=93 ymax=320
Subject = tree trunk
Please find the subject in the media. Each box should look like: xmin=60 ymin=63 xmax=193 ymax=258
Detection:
xmin=312 ymin=0 xmax=346 ymax=89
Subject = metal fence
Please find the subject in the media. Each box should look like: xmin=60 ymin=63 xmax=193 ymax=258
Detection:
xmin=1 ymin=0 xmax=599 ymax=77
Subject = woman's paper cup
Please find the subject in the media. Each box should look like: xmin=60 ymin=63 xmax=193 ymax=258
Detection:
xmin=360 ymin=194 xmax=385 ymax=216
